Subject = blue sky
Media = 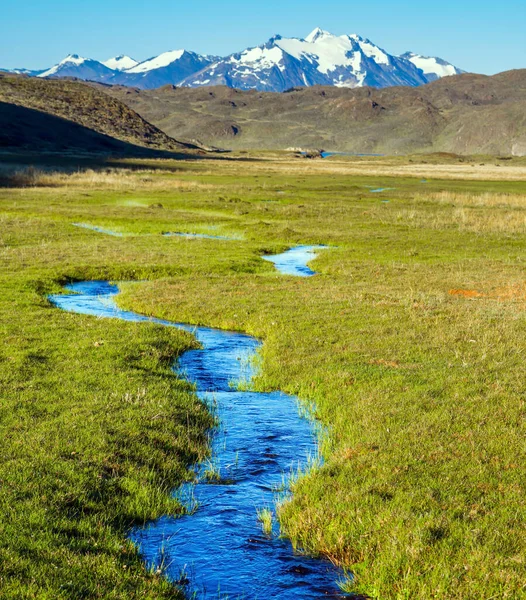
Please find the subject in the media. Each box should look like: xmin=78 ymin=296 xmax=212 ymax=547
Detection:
xmin=2 ymin=0 xmax=525 ymax=74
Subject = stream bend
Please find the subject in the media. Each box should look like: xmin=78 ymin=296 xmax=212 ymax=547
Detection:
xmin=49 ymin=246 xmax=347 ymax=599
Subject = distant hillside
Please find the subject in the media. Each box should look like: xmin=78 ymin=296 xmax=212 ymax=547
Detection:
xmin=0 ymin=73 xmax=197 ymax=155
xmin=100 ymin=70 xmax=526 ymax=156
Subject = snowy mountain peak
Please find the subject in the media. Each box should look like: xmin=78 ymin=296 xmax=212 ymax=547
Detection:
xmin=181 ymin=28 xmax=462 ymax=92
xmin=61 ymin=54 xmax=88 ymax=65
xmin=38 ymin=54 xmax=90 ymax=77
xmin=27 ymin=28 xmax=464 ymax=92
xmin=38 ymin=54 xmax=115 ymax=80
xmin=103 ymin=55 xmax=138 ymax=71
xmin=266 ymin=34 xmax=283 ymax=46
xmin=401 ymin=51 xmax=463 ymax=80
xmin=305 ymin=27 xmax=334 ymax=43
xmin=126 ymin=50 xmax=186 ymax=74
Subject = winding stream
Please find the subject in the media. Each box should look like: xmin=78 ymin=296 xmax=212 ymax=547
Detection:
xmin=262 ymin=245 xmax=327 ymax=277
xmin=49 ymin=246 xmax=347 ymax=599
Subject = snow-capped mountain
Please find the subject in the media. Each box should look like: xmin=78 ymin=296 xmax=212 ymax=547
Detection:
xmin=113 ymin=50 xmax=214 ymax=89
xmin=103 ymin=55 xmax=138 ymax=71
xmin=401 ymin=52 xmax=463 ymax=81
xmin=4 ymin=67 xmax=45 ymax=76
xmin=182 ymin=28 xmax=460 ymax=91
xmin=38 ymin=54 xmax=115 ymax=81
xmin=30 ymin=28 xmax=463 ymax=91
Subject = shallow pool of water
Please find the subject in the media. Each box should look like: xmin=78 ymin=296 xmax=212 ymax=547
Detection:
xmin=73 ymin=223 xmax=125 ymax=237
xmin=49 ymin=247 xmax=347 ymax=599
xmin=163 ymin=232 xmax=238 ymax=241
xmin=262 ymin=245 xmax=327 ymax=277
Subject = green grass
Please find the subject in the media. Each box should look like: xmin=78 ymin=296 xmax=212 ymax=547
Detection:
xmin=256 ymin=507 xmax=274 ymax=537
xmin=1 ymin=157 xmax=525 ymax=599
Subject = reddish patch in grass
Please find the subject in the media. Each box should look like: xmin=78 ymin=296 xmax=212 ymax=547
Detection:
xmin=493 ymin=283 xmax=526 ymax=302
xmin=369 ymin=358 xmax=402 ymax=368
xmin=449 ymin=283 xmax=526 ymax=303
xmin=449 ymin=289 xmax=485 ymax=298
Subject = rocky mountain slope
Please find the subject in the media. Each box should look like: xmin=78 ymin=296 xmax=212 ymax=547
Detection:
xmin=100 ymin=69 xmax=526 ymax=156
xmin=0 ymin=73 xmax=197 ymax=154
xmin=10 ymin=28 xmax=462 ymax=92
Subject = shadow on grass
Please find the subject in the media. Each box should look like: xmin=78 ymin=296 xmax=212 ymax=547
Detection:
xmin=0 ymin=102 xmax=261 ymax=188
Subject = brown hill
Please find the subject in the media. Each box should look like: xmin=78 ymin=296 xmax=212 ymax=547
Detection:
xmin=0 ymin=101 xmax=165 ymax=156
xmin=0 ymin=73 xmax=199 ymax=155
xmin=99 ymin=70 xmax=526 ymax=155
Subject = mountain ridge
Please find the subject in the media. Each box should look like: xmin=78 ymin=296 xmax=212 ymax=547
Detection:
xmin=181 ymin=29 xmax=449 ymax=91
xmin=10 ymin=28 xmax=463 ymax=92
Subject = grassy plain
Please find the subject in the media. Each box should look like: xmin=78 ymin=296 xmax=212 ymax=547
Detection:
xmin=1 ymin=154 xmax=525 ymax=599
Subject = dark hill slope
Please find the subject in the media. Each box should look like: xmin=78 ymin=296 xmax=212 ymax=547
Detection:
xmin=0 ymin=73 xmax=197 ymax=154
xmin=99 ymin=70 xmax=526 ymax=155
xmin=0 ymin=102 xmax=171 ymax=156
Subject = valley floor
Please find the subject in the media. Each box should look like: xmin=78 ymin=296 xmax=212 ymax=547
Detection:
xmin=0 ymin=154 xmax=525 ymax=599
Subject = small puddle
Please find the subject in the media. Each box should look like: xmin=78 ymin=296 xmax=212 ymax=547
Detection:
xmin=72 ymin=225 xmax=240 ymax=241
xmin=163 ymin=232 xmax=239 ymax=241
xmin=49 ymin=247 xmax=347 ymax=599
xmin=73 ymin=223 xmax=125 ymax=237
xmin=262 ymin=245 xmax=327 ymax=277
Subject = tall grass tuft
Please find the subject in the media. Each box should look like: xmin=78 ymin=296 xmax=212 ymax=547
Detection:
xmin=257 ymin=507 xmax=274 ymax=536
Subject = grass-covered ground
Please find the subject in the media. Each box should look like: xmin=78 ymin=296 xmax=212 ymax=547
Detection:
xmin=1 ymin=154 xmax=525 ymax=599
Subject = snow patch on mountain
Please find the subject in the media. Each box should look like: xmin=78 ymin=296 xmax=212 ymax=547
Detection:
xmin=304 ymin=27 xmax=333 ymax=43
xmin=7 ymin=67 xmax=45 ymax=76
xmin=38 ymin=54 xmax=117 ymax=82
xmin=38 ymin=54 xmax=89 ymax=77
xmin=352 ymin=36 xmax=390 ymax=65
xmin=402 ymin=52 xmax=463 ymax=79
xmin=231 ymin=46 xmax=286 ymax=71
xmin=277 ymin=30 xmax=373 ymax=75
xmin=103 ymin=55 xmax=138 ymax=71
xmin=126 ymin=50 xmax=185 ymax=73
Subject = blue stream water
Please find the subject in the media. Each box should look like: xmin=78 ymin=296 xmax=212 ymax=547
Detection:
xmin=49 ymin=246 xmax=347 ymax=599
xmin=163 ymin=232 xmax=239 ymax=241
xmin=73 ymin=223 xmax=125 ymax=237
xmin=262 ymin=245 xmax=327 ymax=277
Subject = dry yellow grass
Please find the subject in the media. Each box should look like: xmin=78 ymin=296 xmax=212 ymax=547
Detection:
xmin=0 ymin=165 xmax=214 ymax=191
xmin=329 ymin=161 xmax=526 ymax=181
xmin=200 ymin=156 xmax=526 ymax=181
xmin=386 ymin=189 xmax=526 ymax=234
xmin=395 ymin=206 xmax=526 ymax=234
xmin=429 ymin=190 xmax=526 ymax=208
xmin=3 ymin=155 xmax=526 ymax=187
